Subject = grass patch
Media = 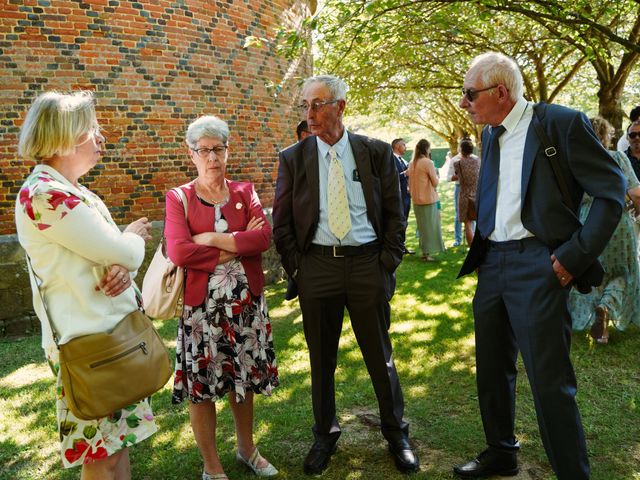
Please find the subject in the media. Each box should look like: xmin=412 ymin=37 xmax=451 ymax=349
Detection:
xmin=1 ymin=183 xmax=639 ymax=479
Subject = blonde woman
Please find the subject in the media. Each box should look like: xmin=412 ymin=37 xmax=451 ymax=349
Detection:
xmin=15 ymin=91 xmax=157 ymax=479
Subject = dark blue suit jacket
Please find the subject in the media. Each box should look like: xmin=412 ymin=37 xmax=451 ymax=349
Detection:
xmin=459 ymin=102 xmax=625 ymax=289
xmin=394 ymin=154 xmax=411 ymax=219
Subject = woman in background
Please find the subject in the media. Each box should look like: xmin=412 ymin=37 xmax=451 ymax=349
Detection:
xmin=165 ymin=115 xmax=279 ymax=479
xmin=453 ymin=138 xmax=481 ymax=246
xmin=406 ymin=138 xmax=445 ymax=261
xmin=15 ymin=91 xmax=156 ymax=479
xmin=569 ymin=116 xmax=640 ymax=344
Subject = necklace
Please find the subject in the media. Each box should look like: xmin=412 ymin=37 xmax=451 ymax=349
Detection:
xmin=196 ymin=179 xmax=228 ymax=205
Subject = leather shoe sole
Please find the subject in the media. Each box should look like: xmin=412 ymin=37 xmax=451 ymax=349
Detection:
xmin=453 ymin=458 xmax=519 ymax=478
xmin=303 ymin=443 xmax=337 ymax=475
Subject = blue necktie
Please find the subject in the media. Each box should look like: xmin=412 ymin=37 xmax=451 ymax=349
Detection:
xmin=477 ymin=125 xmax=506 ymax=239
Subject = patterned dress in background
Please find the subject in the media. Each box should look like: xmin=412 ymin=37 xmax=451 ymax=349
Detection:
xmin=172 ymin=199 xmax=279 ymax=404
xmin=454 ymin=154 xmax=480 ymax=222
xmin=569 ymin=151 xmax=640 ymax=331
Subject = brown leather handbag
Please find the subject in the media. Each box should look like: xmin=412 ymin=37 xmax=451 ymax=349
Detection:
xmin=58 ymin=309 xmax=172 ymax=420
xmin=27 ymin=257 xmax=172 ymax=420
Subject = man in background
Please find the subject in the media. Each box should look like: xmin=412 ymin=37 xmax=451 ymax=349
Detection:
xmin=296 ymin=120 xmax=312 ymax=141
xmin=617 ymin=105 xmax=640 ymax=152
xmin=392 ymin=138 xmax=414 ymax=254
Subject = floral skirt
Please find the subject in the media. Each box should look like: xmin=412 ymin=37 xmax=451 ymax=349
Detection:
xmin=172 ymin=259 xmax=279 ymax=404
xmin=45 ymin=351 xmax=157 ymax=469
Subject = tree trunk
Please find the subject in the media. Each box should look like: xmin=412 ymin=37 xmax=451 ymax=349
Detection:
xmin=598 ymin=84 xmax=625 ymax=142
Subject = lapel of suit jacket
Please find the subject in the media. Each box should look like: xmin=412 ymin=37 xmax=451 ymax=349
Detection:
xmin=348 ymin=132 xmax=376 ymax=224
xmin=303 ymin=137 xmax=321 ymax=233
xmin=521 ymin=103 xmax=542 ymax=202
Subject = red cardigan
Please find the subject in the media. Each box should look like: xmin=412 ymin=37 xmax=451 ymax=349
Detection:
xmin=165 ymin=180 xmax=272 ymax=307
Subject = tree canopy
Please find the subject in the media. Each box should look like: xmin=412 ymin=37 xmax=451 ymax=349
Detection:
xmin=258 ymin=0 xmax=640 ymax=147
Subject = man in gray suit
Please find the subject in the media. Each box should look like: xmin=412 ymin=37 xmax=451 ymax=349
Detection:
xmin=273 ymin=75 xmax=418 ymax=475
xmin=454 ymin=52 xmax=625 ymax=480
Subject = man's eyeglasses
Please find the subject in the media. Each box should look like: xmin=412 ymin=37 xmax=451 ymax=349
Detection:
xmin=191 ymin=146 xmax=228 ymax=158
xmin=628 ymin=132 xmax=640 ymax=140
xmin=461 ymin=85 xmax=499 ymax=102
xmin=297 ymin=99 xmax=339 ymax=113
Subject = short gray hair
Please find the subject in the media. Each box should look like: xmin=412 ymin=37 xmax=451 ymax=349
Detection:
xmin=469 ymin=52 xmax=523 ymax=102
xmin=303 ymin=75 xmax=348 ymax=101
xmin=185 ymin=115 xmax=229 ymax=148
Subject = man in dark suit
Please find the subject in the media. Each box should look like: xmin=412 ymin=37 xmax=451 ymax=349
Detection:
xmin=273 ymin=74 xmax=419 ymax=475
xmin=392 ymin=138 xmax=414 ymax=254
xmin=453 ymin=52 xmax=625 ymax=480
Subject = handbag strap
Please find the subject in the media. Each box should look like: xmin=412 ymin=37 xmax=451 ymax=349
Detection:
xmin=25 ymin=254 xmax=61 ymax=347
xmin=161 ymin=186 xmax=188 ymax=255
xmin=531 ymin=104 xmax=574 ymax=210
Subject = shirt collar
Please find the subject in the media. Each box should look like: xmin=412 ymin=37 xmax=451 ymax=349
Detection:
xmin=498 ymin=96 xmax=529 ymax=134
xmin=317 ymin=128 xmax=349 ymax=159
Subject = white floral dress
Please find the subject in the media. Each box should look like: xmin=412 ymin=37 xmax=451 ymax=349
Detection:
xmin=16 ymin=166 xmax=157 ymax=469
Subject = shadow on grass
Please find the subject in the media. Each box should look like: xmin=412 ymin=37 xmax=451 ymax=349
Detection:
xmin=1 ymin=184 xmax=639 ymax=479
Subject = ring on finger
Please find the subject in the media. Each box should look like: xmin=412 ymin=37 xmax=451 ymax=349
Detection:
xmin=122 ymin=277 xmax=128 ymax=284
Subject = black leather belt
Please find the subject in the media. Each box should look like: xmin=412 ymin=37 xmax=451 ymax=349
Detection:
xmin=308 ymin=242 xmax=380 ymax=258
xmin=487 ymin=236 xmax=544 ymax=251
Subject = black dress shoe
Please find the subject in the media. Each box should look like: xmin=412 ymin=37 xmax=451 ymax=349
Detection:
xmin=403 ymin=247 xmax=415 ymax=255
xmin=453 ymin=448 xmax=518 ymax=478
xmin=303 ymin=441 xmax=337 ymax=475
xmin=388 ymin=437 xmax=420 ymax=473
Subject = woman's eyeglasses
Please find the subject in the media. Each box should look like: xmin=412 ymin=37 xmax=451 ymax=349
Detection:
xmin=191 ymin=146 xmax=228 ymax=158
xmin=628 ymin=132 xmax=640 ymax=140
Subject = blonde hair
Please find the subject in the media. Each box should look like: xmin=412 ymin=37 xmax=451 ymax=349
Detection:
xmin=589 ymin=116 xmax=614 ymax=148
xmin=18 ymin=90 xmax=98 ymax=161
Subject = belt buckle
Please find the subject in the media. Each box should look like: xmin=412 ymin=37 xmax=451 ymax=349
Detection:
xmin=332 ymin=246 xmax=344 ymax=258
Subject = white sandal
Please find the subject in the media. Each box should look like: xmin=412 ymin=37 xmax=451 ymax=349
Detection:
xmin=236 ymin=448 xmax=278 ymax=477
xmin=202 ymin=471 xmax=228 ymax=480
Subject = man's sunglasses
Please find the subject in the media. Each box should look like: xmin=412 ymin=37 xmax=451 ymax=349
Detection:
xmin=461 ymin=85 xmax=498 ymax=102
xmin=629 ymin=132 xmax=640 ymax=139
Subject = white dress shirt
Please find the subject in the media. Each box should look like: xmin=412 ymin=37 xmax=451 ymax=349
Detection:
xmin=490 ymin=97 xmax=534 ymax=242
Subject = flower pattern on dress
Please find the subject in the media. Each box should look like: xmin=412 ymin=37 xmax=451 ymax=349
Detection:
xmin=46 ymin=354 xmax=157 ymax=469
xmin=172 ymin=257 xmax=279 ymax=404
xmin=18 ymin=171 xmax=91 ymax=230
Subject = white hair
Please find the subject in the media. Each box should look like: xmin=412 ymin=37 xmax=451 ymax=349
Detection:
xmin=469 ymin=52 xmax=524 ymax=102
xmin=185 ymin=115 xmax=229 ymax=147
xmin=303 ymin=75 xmax=348 ymax=101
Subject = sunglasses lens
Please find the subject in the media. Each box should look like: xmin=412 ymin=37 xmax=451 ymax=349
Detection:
xmin=630 ymin=132 xmax=640 ymax=139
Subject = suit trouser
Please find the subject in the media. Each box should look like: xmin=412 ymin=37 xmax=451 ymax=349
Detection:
xmin=472 ymin=237 xmax=589 ymax=480
xmin=297 ymin=250 xmax=408 ymax=444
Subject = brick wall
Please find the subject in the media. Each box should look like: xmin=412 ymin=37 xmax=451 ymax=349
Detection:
xmin=0 ymin=0 xmax=313 ymax=235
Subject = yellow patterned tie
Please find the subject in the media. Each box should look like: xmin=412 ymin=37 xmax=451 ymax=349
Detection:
xmin=327 ymin=147 xmax=352 ymax=240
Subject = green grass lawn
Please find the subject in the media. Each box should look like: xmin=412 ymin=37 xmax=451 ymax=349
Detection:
xmin=1 ymin=183 xmax=639 ymax=479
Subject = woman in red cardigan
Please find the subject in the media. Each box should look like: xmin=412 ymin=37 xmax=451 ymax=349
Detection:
xmin=165 ymin=115 xmax=279 ymax=480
